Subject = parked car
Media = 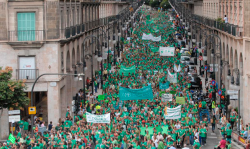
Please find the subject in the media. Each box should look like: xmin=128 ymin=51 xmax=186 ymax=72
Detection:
xmin=180 ymin=56 xmax=191 ymax=65
xmin=188 ymin=65 xmax=197 ymax=73
xmin=188 ymin=73 xmax=201 ymax=89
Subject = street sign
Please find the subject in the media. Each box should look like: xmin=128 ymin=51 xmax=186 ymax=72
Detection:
xmin=204 ymin=65 xmax=208 ymax=70
xmin=9 ymin=115 xmax=20 ymax=122
xmin=211 ymin=80 xmax=216 ymax=86
xmin=218 ymin=89 xmax=222 ymax=96
xmin=230 ymin=95 xmax=238 ymax=100
xmin=8 ymin=110 xmax=20 ymax=115
xmin=199 ymin=56 xmax=203 ymax=61
xmin=28 ymin=107 xmax=36 ymax=115
xmin=227 ymin=90 xmax=238 ymax=95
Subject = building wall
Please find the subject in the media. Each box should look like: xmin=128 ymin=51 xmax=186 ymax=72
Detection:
xmin=0 ymin=0 xmax=129 ymax=139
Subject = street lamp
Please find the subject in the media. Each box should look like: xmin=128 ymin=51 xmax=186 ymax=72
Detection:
xmin=228 ymin=68 xmax=240 ymax=135
xmin=30 ymin=73 xmax=84 ymax=137
xmin=82 ymin=35 xmax=101 ymax=95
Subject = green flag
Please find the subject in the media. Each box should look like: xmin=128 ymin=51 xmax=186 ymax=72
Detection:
xmin=98 ymin=95 xmax=105 ymax=100
xmin=8 ymin=133 xmax=16 ymax=144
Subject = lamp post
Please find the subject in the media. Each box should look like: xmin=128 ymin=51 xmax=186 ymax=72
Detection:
xmin=96 ymin=28 xmax=108 ymax=89
xmin=30 ymin=73 xmax=84 ymax=137
xmin=82 ymin=35 xmax=101 ymax=95
xmin=228 ymin=68 xmax=240 ymax=135
xmin=204 ymin=34 xmax=222 ymax=106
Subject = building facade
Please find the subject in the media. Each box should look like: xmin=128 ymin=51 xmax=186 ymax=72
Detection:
xmin=0 ymin=0 xmax=136 ymax=139
xmin=171 ymin=0 xmax=250 ymax=124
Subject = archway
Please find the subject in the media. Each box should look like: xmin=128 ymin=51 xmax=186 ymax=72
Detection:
xmin=230 ymin=47 xmax=233 ymax=70
xmin=72 ymin=48 xmax=76 ymax=66
xmin=239 ymin=53 xmax=243 ymax=76
xmin=77 ymin=46 xmax=80 ymax=63
xmin=66 ymin=51 xmax=70 ymax=72
xmin=234 ymin=50 xmax=238 ymax=69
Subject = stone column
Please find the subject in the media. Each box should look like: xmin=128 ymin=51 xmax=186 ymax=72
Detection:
xmin=0 ymin=109 xmax=9 ymax=140
xmin=47 ymin=83 xmax=60 ymax=125
xmin=0 ymin=2 xmax=7 ymax=40
xmin=46 ymin=0 xmax=60 ymax=39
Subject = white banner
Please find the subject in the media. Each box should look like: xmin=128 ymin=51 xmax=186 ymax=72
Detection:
xmin=174 ymin=64 xmax=181 ymax=72
xmin=142 ymin=33 xmax=161 ymax=41
xmin=162 ymin=94 xmax=172 ymax=102
xmin=164 ymin=105 xmax=181 ymax=119
xmin=86 ymin=112 xmax=110 ymax=123
xmin=167 ymin=70 xmax=177 ymax=83
xmin=159 ymin=47 xmax=175 ymax=56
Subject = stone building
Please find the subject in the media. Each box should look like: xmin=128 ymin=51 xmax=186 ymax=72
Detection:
xmin=0 ymin=0 xmax=138 ymax=139
xmin=171 ymin=0 xmax=250 ymax=124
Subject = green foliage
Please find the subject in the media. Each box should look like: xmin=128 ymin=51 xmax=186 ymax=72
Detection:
xmin=0 ymin=66 xmax=30 ymax=110
xmin=216 ymin=18 xmax=224 ymax=24
xmin=145 ymin=0 xmax=150 ymax=5
xmin=149 ymin=0 xmax=160 ymax=8
xmin=160 ymin=0 xmax=171 ymax=9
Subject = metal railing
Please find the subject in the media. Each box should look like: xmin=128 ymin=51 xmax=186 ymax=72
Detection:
xmin=169 ymin=0 xmax=243 ymax=37
xmin=7 ymin=2 xmax=142 ymax=41
xmin=8 ymin=30 xmax=44 ymax=42
xmin=16 ymin=69 xmax=39 ymax=80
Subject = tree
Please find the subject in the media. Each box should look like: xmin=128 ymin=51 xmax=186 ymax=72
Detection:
xmin=149 ymin=0 xmax=160 ymax=8
xmin=160 ymin=0 xmax=171 ymax=10
xmin=0 ymin=66 xmax=29 ymax=113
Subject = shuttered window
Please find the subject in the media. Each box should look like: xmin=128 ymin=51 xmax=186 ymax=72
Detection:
xmin=17 ymin=12 xmax=35 ymax=41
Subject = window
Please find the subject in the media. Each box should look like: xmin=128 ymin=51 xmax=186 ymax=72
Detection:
xmin=17 ymin=12 xmax=35 ymax=41
xmin=19 ymin=57 xmax=36 ymax=80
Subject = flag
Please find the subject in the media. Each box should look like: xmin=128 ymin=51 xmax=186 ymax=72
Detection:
xmin=8 ymin=133 xmax=16 ymax=144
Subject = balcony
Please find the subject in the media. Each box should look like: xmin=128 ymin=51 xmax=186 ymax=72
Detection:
xmin=8 ymin=30 xmax=45 ymax=49
xmin=16 ymin=69 xmax=39 ymax=80
xmin=170 ymin=0 xmax=243 ymax=38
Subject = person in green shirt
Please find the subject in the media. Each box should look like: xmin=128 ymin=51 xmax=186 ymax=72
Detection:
xmin=23 ymin=120 xmax=29 ymax=135
xmin=221 ymin=124 xmax=226 ymax=138
xmin=199 ymin=125 xmax=207 ymax=146
xmin=230 ymin=113 xmax=236 ymax=130
xmin=193 ymin=136 xmax=201 ymax=149
xmin=226 ymin=126 xmax=232 ymax=143
xmin=18 ymin=118 xmax=24 ymax=136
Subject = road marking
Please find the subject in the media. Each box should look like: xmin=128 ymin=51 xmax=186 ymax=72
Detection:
xmin=210 ymin=133 xmax=216 ymax=135
xmin=207 ymin=136 xmax=218 ymax=139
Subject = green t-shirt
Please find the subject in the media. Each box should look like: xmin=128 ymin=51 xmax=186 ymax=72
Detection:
xmin=200 ymin=128 xmax=207 ymax=137
xmin=23 ymin=121 xmax=29 ymax=130
xmin=226 ymin=129 xmax=232 ymax=136
xmin=19 ymin=120 xmax=24 ymax=128
xmin=193 ymin=141 xmax=201 ymax=149
xmin=230 ymin=115 xmax=236 ymax=122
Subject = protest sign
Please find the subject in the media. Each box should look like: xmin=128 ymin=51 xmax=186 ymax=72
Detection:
xmin=86 ymin=112 xmax=110 ymax=123
xmin=119 ymin=85 xmax=153 ymax=100
xmin=162 ymin=94 xmax=172 ymax=102
xmin=176 ymin=96 xmax=185 ymax=104
xmin=160 ymin=47 xmax=175 ymax=56
xmin=8 ymin=133 xmax=16 ymax=144
xmin=164 ymin=105 xmax=181 ymax=119
xmin=159 ymin=82 xmax=170 ymax=90
xmin=167 ymin=70 xmax=177 ymax=83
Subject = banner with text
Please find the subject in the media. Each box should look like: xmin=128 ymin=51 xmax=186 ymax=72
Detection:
xmin=159 ymin=82 xmax=170 ymax=90
xmin=119 ymin=85 xmax=154 ymax=100
xmin=164 ymin=105 xmax=181 ymax=119
xmin=142 ymin=33 xmax=161 ymax=41
xmin=86 ymin=112 xmax=110 ymax=123
xmin=162 ymin=94 xmax=172 ymax=102
xmin=167 ymin=70 xmax=177 ymax=83
xmin=160 ymin=47 xmax=175 ymax=56
xmin=119 ymin=65 xmax=136 ymax=76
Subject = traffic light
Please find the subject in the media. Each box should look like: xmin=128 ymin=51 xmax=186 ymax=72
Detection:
xmin=72 ymin=94 xmax=81 ymax=114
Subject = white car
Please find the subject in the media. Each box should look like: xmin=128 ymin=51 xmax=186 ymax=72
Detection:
xmin=180 ymin=56 xmax=190 ymax=65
